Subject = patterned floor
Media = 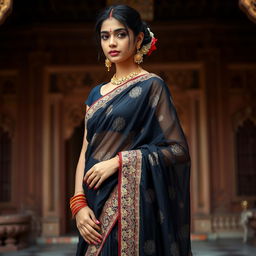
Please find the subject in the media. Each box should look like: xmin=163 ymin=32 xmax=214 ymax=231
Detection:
xmin=0 ymin=239 xmax=256 ymax=256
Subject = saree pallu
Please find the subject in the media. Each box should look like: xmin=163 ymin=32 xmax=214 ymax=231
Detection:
xmin=76 ymin=73 xmax=192 ymax=256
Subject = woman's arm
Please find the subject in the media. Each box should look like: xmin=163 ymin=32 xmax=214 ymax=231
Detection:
xmin=74 ymin=107 xmax=88 ymax=195
xmin=73 ymin=105 xmax=102 ymax=245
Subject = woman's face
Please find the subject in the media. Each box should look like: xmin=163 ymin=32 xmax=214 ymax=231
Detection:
xmin=100 ymin=18 xmax=138 ymax=64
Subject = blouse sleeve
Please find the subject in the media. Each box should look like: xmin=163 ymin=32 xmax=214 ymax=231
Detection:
xmin=85 ymin=87 xmax=96 ymax=107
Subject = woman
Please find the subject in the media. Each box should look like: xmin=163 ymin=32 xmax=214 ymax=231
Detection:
xmin=70 ymin=4 xmax=192 ymax=256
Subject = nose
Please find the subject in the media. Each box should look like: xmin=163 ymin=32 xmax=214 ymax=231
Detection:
xmin=109 ymin=35 xmax=117 ymax=47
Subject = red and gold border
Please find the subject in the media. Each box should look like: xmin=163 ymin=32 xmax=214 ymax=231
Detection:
xmin=84 ymin=149 xmax=142 ymax=256
xmin=85 ymin=186 xmax=118 ymax=256
xmin=85 ymin=73 xmax=158 ymax=124
xmin=118 ymin=150 xmax=142 ymax=256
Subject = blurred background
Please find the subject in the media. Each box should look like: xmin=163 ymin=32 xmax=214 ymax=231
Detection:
xmin=0 ymin=0 xmax=256 ymax=254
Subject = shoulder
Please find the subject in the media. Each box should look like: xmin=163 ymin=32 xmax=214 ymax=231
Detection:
xmin=141 ymin=73 xmax=174 ymax=101
xmin=85 ymin=82 xmax=104 ymax=106
xmin=87 ymin=82 xmax=105 ymax=99
xmin=89 ymin=83 xmax=103 ymax=94
xmin=142 ymin=73 xmax=169 ymax=91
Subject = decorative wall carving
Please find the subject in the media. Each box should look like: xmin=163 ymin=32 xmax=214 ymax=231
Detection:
xmin=49 ymin=72 xmax=108 ymax=93
xmin=239 ymin=0 xmax=256 ymax=23
xmin=157 ymin=70 xmax=199 ymax=90
xmin=155 ymin=0 xmax=241 ymax=21
xmin=0 ymin=0 xmax=12 ymax=25
xmin=228 ymin=67 xmax=256 ymax=105
xmin=232 ymin=107 xmax=256 ymax=130
xmin=232 ymin=108 xmax=256 ymax=197
xmin=64 ymin=103 xmax=85 ymax=139
xmin=0 ymin=113 xmax=15 ymax=137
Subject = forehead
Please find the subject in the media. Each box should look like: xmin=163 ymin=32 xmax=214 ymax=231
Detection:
xmin=101 ymin=18 xmax=125 ymax=31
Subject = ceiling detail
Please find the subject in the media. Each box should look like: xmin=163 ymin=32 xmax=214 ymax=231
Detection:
xmin=239 ymin=0 xmax=256 ymax=23
xmin=0 ymin=0 xmax=12 ymax=25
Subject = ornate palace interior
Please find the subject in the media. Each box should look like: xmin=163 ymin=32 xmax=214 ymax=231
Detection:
xmin=1 ymin=0 xmax=256 ymax=250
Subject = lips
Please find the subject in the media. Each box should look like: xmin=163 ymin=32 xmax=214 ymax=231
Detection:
xmin=109 ymin=51 xmax=120 ymax=57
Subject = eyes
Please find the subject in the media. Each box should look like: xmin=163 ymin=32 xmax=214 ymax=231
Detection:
xmin=100 ymin=31 xmax=128 ymax=41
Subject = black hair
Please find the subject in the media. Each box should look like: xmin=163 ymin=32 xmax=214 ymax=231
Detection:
xmin=95 ymin=5 xmax=152 ymax=51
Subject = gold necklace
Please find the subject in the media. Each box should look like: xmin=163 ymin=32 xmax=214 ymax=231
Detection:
xmin=111 ymin=68 xmax=142 ymax=85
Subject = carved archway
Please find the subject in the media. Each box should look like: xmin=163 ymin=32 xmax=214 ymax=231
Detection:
xmin=0 ymin=0 xmax=12 ymax=25
xmin=0 ymin=113 xmax=14 ymax=204
xmin=232 ymin=107 xmax=256 ymax=197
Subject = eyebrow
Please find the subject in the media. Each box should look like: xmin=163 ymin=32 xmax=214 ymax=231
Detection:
xmin=100 ymin=28 xmax=128 ymax=34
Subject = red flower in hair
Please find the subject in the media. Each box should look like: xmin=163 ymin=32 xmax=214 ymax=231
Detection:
xmin=147 ymin=37 xmax=158 ymax=56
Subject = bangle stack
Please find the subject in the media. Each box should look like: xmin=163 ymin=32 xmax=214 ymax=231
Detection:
xmin=70 ymin=193 xmax=88 ymax=218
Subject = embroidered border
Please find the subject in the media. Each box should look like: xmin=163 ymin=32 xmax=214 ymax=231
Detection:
xmin=118 ymin=150 xmax=142 ymax=256
xmin=85 ymin=185 xmax=118 ymax=256
xmin=85 ymin=73 xmax=159 ymax=123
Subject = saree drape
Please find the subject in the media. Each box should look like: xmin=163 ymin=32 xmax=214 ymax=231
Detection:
xmin=76 ymin=73 xmax=192 ymax=256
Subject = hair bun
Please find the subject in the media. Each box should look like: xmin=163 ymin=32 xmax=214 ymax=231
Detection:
xmin=141 ymin=21 xmax=152 ymax=46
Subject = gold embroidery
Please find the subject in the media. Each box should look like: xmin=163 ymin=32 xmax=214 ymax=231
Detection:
xmin=148 ymin=152 xmax=159 ymax=166
xmin=129 ymin=86 xmax=142 ymax=98
xmin=85 ymin=73 xmax=161 ymax=123
xmin=105 ymin=105 xmax=113 ymax=116
xmin=158 ymin=114 xmax=164 ymax=122
xmin=119 ymin=150 xmax=142 ymax=256
xmin=170 ymin=144 xmax=184 ymax=155
xmin=85 ymin=186 xmax=118 ymax=256
xmin=112 ymin=117 xmax=126 ymax=131
xmin=150 ymin=94 xmax=160 ymax=108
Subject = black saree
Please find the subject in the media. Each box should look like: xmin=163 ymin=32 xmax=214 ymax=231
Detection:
xmin=76 ymin=73 xmax=192 ymax=256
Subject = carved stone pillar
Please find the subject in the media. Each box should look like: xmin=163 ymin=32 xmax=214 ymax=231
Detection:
xmin=42 ymin=94 xmax=63 ymax=236
xmin=0 ymin=70 xmax=18 ymax=212
xmin=194 ymin=48 xmax=221 ymax=233
xmin=27 ymin=52 xmax=51 ymax=237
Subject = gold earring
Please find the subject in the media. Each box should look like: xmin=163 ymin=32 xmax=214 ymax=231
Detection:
xmin=134 ymin=49 xmax=143 ymax=64
xmin=105 ymin=58 xmax=112 ymax=72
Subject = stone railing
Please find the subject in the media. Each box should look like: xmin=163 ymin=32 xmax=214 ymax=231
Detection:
xmin=212 ymin=214 xmax=241 ymax=231
xmin=0 ymin=214 xmax=31 ymax=252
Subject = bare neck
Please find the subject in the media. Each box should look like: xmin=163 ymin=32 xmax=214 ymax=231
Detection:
xmin=114 ymin=61 xmax=140 ymax=79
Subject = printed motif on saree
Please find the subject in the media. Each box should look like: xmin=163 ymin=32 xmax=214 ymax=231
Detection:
xmin=78 ymin=73 xmax=192 ymax=256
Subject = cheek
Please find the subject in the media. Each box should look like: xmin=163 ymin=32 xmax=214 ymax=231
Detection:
xmin=101 ymin=41 xmax=108 ymax=53
xmin=123 ymin=40 xmax=134 ymax=53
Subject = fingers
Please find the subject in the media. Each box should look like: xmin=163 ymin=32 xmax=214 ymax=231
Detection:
xmin=78 ymin=222 xmax=102 ymax=245
xmin=94 ymin=177 xmax=104 ymax=190
xmin=88 ymin=175 xmax=101 ymax=189
xmin=87 ymin=216 xmax=101 ymax=232
xmin=78 ymin=225 xmax=92 ymax=244
xmin=83 ymin=168 xmax=94 ymax=183
xmin=89 ymin=210 xmax=101 ymax=227
xmin=85 ymin=223 xmax=102 ymax=241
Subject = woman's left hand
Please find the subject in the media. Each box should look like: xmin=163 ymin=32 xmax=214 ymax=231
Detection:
xmin=84 ymin=156 xmax=119 ymax=190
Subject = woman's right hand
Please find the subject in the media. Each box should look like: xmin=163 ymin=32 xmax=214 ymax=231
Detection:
xmin=75 ymin=206 xmax=102 ymax=245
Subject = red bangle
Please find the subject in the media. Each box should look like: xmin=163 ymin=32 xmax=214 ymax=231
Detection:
xmin=70 ymin=194 xmax=85 ymax=202
xmin=72 ymin=203 xmax=87 ymax=215
xmin=70 ymin=200 xmax=86 ymax=208
xmin=70 ymin=193 xmax=88 ymax=218
xmin=72 ymin=204 xmax=87 ymax=217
